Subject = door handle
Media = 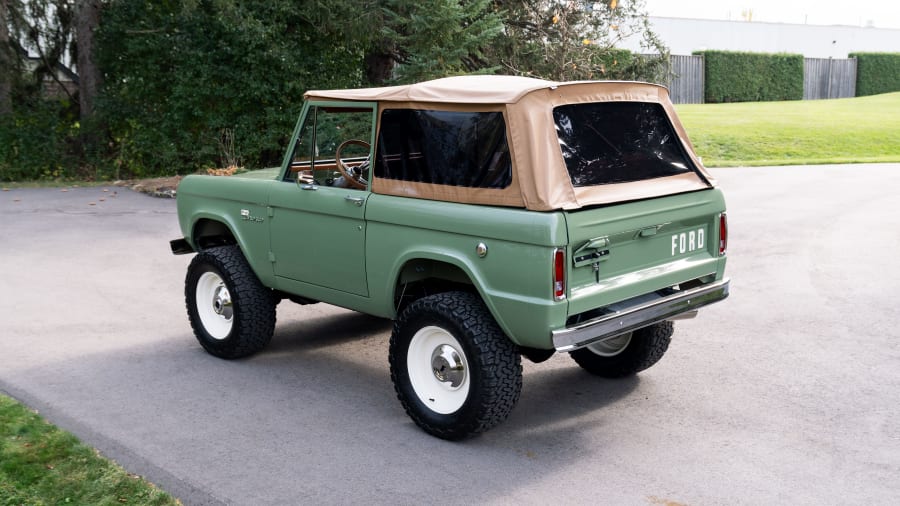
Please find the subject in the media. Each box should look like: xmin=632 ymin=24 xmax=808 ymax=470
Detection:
xmin=345 ymin=195 xmax=364 ymax=207
xmin=300 ymin=184 xmax=317 ymax=191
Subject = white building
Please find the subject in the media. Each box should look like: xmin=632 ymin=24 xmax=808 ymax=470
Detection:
xmin=622 ymin=16 xmax=900 ymax=58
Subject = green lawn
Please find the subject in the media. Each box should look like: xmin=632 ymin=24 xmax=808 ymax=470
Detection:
xmin=676 ymin=92 xmax=900 ymax=167
xmin=0 ymin=394 xmax=180 ymax=505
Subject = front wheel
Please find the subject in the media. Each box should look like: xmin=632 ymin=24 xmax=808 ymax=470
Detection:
xmin=389 ymin=291 xmax=522 ymax=440
xmin=570 ymin=321 xmax=673 ymax=378
xmin=185 ymin=245 xmax=276 ymax=359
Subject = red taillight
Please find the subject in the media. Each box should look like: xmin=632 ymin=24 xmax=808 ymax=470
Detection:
xmin=553 ymin=248 xmax=566 ymax=300
xmin=719 ymin=213 xmax=728 ymax=256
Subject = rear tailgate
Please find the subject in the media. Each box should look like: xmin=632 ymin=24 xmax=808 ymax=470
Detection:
xmin=564 ymin=188 xmax=726 ymax=318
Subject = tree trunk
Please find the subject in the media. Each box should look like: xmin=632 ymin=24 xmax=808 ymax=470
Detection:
xmin=75 ymin=0 xmax=101 ymax=121
xmin=364 ymin=49 xmax=395 ymax=86
xmin=0 ymin=0 xmax=12 ymax=116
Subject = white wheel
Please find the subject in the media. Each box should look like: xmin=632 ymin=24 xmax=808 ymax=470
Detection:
xmin=389 ymin=291 xmax=522 ymax=439
xmin=585 ymin=332 xmax=632 ymax=357
xmin=406 ymin=326 xmax=470 ymax=414
xmin=185 ymin=245 xmax=276 ymax=359
xmin=195 ymin=271 xmax=233 ymax=340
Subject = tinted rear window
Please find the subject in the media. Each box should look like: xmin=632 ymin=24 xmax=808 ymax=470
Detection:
xmin=375 ymin=109 xmax=512 ymax=188
xmin=553 ymin=102 xmax=696 ymax=186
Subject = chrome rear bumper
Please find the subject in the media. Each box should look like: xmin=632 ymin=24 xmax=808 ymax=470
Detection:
xmin=552 ymin=279 xmax=730 ymax=352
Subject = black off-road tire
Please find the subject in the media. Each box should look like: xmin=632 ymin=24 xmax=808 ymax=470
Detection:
xmin=570 ymin=321 xmax=674 ymax=378
xmin=185 ymin=245 xmax=276 ymax=359
xmin=389 ymin=291 xmax=522 ymax=440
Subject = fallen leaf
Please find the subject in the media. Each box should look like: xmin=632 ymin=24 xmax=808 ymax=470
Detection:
xmin=89 ymin=202 xmax=96 ymax=206
xmin=99 ymin=198 xmax=106 ymax=202
xmin=103 ymin=188 xmax=109 ymax=192
xmin=46 ymin=465 xmax=55 ymax=470
xmin=60 ymin=189 xmax=68 ymax=192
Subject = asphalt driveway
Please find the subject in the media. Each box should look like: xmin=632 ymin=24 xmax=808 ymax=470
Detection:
xmin=1 ymin=164 xmax=898 ymax=505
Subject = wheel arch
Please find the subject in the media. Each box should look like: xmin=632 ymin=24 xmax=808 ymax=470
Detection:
xmin=187 ymin=213 xmax=274 ymax=286
xmin=192 ymin=217 xmax=237 ymax=249
xmin=388 ymin=252 xmax=518 ymax=345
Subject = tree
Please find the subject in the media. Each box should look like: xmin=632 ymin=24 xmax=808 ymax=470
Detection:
xmin=303 ymin=0 xmax=502 ymax=86
xmin=74 ymin=0 xmax=101 ymax=122
xmin=5 ymin=0 xmax=75 ymax=103
xmin=96 ymin=0 xmax=366 ymax=175
xmin=0 ymin=0 xmax=11 ymax=115
xmin=489 ymin=0 xmax=669 ymax=83
xmin=376 ymin=0 xmax=502 ymax=83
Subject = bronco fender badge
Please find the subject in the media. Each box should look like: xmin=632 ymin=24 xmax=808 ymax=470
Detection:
xmin=240 ymin=209 xmax=264 ymax=223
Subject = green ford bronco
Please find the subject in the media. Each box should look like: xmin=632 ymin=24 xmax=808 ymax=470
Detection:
xmin=171 ymin=75 xmax=729 ymax=440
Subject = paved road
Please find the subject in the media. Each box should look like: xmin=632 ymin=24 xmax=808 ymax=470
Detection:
xmin=2 ymin=165 xmax=899 ymax=505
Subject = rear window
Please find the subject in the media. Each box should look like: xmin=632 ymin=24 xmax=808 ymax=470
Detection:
xmin=553 ymin=102 xmax=696 ymax=186
xmin=375 ymin=109 xmax=512 ymax=189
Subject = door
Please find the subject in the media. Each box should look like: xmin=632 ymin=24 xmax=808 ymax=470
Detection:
xmin=269 ymin=103 xmax=376 ymax=297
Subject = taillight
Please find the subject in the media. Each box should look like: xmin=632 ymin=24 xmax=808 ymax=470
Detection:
xmin=553 ymin=248 xmax=566 ymax=300
xmin=719 ymin=213 xmax=728 ymax=256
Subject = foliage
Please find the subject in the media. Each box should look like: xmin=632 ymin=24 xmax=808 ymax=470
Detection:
xmin=0 ymin=98 xmax=79 ymax=182
xmin=695 ymin=50 xmax=803 ymax=103
xmin=3 ymin=0 xmax=667 ymax=180
xmin=4 ymin=0 xmax=76 ymax=103
xmin=0 ymin=394 xmax=179 ymax=505
xmin=676 ymin=92 xmax=900 ymax=167
xmin=850 ymin=52 xmax=900 ymax=97
xmin=96 ymin=0 xmax=365 ymax=176
xmin=488 ymin=0 xmax=670 ymax=83
xmin=380 ymin=0 xmax=503 ymax=83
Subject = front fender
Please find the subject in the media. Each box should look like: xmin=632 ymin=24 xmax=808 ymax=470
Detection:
xmin=177 ymin=175 xmax=276 ymax=287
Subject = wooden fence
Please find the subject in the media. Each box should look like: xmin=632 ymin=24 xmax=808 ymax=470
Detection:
xmin=666 ymin=54 xmax=705 ymax=104
xmin=803 ymin=58 xmax=857 ymax=100
xmin=662 ymin=55 xmax=858 ymax=103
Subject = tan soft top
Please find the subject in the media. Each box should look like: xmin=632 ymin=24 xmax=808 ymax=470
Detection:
xmin=306 ymin=76 xmax=716 ymax=211
xmin=305 ymin=75 xmax=665 ymax=104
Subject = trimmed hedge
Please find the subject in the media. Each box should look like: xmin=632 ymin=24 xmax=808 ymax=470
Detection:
xmin=850 ymin=52 xmax=900 ymax=96
xmin=695 ymin=50 xmax=803 ymax=103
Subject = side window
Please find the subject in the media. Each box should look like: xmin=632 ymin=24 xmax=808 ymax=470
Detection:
xmin=374 ymin=109 xmax=512 ymax=189
xmin=285 ymin=105 xmax=374 ymax=190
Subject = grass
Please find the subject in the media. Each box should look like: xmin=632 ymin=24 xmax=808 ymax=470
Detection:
xmin=0 ymin=394 xmax=180 ymax=505
xmin=675 ymin=92 xmax=900 ymax=167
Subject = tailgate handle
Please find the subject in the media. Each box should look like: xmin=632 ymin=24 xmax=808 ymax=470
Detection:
xmin=573 ymin=236 xmax=610 ymax=268
xmin=575 ymin=236 xmax=609 ymax=254
xmin=639 ymin=226 xmax=660 ymax=237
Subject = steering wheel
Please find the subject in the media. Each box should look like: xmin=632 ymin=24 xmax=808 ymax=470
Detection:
xmin=335 ymin=139 xmax=371 ymax=190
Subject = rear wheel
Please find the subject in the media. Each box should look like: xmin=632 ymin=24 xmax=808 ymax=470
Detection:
xmin=389 ymin=291 xmax=522 ymax=440
xmin=570 ymin=321 xmax=673 ymax=378
xmin=185 ymin=245 xmax=276 ymax=359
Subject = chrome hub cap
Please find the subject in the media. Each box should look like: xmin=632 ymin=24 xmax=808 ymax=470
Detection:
xmin=212 ymin=285 xmax=233 ymax=319
xmin=431 ymin=344 xmax=465 ymax=388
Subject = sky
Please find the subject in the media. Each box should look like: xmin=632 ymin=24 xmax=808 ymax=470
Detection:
xmin=643 ymin=0 xmax=900 ymax=30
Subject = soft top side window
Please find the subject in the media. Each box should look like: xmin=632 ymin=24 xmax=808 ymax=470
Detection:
xmin=553 ymin=102 xmax=697 ymax=187
xmin=375 ymin=109 xmax=512 ymax=189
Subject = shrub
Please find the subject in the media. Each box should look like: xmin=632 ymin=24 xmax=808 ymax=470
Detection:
xmin=0 ymin=100 xmax=79 ymax=182
xmin=850 ymin=52 xmax=900 ymax=96
xmin=695 ymin=50 xmax=803 ymax=103
xmin=95 ymin=0 xmax=365 ymax=178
